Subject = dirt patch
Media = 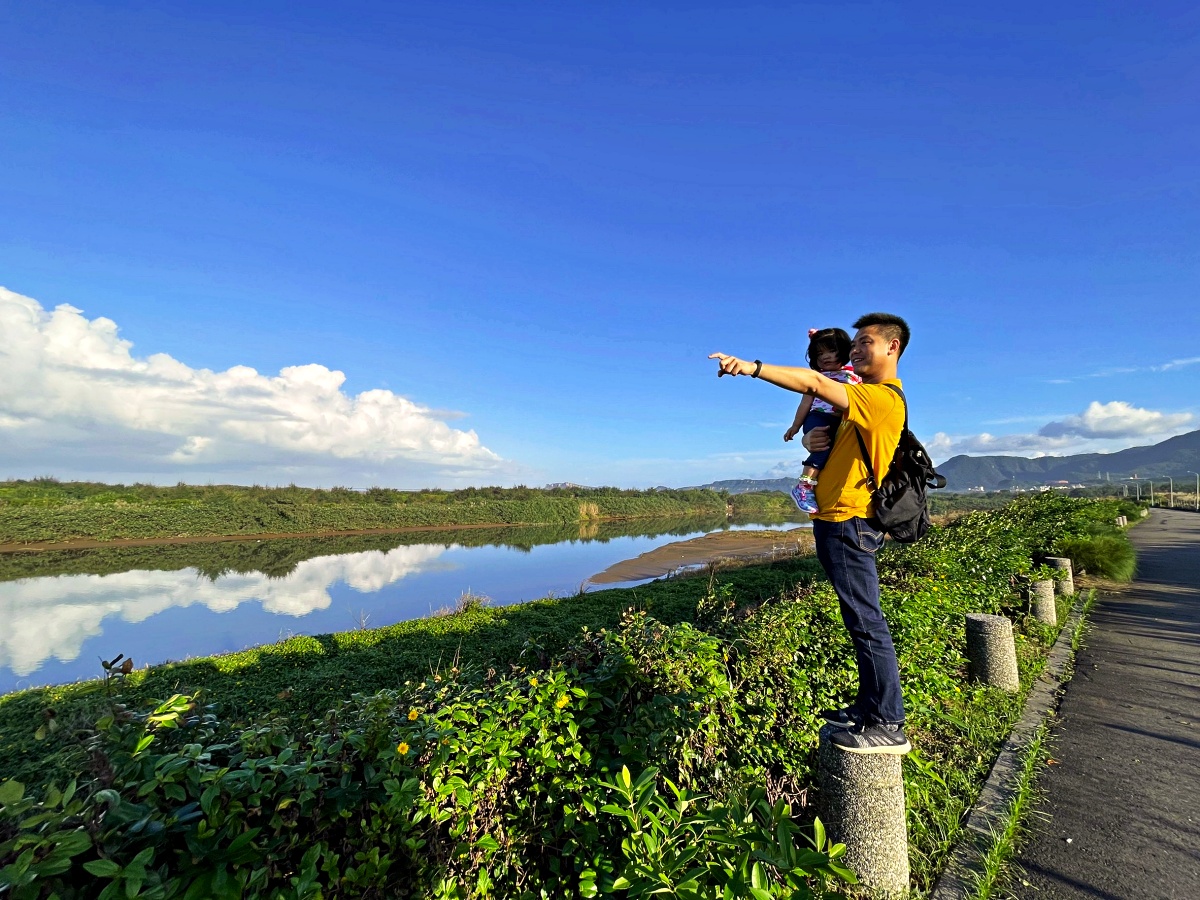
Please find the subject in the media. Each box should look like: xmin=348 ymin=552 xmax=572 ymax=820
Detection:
xmin=588 ymin=527 xmax=815 ymax=584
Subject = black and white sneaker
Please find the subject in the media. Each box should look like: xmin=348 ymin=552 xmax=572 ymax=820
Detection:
xmin=820 ymin=706 xmax=862 ymax=729
xmin=829 ymin=723 xmax=911 ymax=755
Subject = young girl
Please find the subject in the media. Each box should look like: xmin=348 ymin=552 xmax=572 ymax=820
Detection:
xmin=783 ymin=327 xmax=862 ymax=514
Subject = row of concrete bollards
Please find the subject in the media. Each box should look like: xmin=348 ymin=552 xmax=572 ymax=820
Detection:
xmin=817 ymin=556 xmax=1076 ymax=895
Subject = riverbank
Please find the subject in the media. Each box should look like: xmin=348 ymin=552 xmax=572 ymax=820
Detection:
xmin=0 ymin=479 xmax=797 ymax=545
xmin=0 ymin=515 xmax=781 ymax=581
xmin=0 ymin=495 xmax=1139 ymax=898
xmin=0 ymin=515 xmax=774 ymax=555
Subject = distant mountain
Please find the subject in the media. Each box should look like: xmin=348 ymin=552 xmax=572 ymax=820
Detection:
xmin=937 ymin=429 xmax=1200 ymax=491
xmin=687 ymin=477 xmax=797 ymax=495
xmin=688 ymin=429 xmax=1200 ymax=494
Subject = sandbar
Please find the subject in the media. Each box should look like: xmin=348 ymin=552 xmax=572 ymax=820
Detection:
xmin=588 ymin=527 xmax=814 ymax=584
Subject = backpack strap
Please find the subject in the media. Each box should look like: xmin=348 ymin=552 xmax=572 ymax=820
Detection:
xmin=884 ymin=384 xmax=908 ymax=431
xmin=854 ymin=427 xmax=880 ymax=493
xmin=853 ymin=384 xmax=907 ymax=491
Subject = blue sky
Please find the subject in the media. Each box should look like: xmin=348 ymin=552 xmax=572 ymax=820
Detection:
xmin=2 ymin=1 xmax=1198 ymax=488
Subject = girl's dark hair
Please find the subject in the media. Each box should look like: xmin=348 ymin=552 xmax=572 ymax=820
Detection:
xmin=806 ymin=327 xmax=852 ymax=369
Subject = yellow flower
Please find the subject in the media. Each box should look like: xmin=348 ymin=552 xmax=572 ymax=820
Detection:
xmin=397 ymin=742 xmax=410 ymax=755
xmin=529 ymin=677 xmax=538 ymax=687
xmin=407 ymin=709 xmax=419 ymax=721
xmin=555 ymin=695 xmax=569 ymax=710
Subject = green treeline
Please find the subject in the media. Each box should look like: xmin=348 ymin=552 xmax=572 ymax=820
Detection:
xmin=0 ymin=480 xmax=793 ymax=544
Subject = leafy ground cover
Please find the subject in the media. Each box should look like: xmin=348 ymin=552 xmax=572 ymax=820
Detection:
xmin=0 ymin=559 xmax=826 ymax=792
xmin=0 ymin=481 xmax=792 ymax=545
xmin=0 ymin=496 xmax=1137 ymax=898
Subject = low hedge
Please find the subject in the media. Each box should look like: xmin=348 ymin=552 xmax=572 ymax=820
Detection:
xmin=0 ymin=495 xmax=1131 ymax=898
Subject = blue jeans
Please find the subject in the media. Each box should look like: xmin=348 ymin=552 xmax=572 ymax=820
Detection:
xmin=812 ymin=516 xmax=905 ymax=725
xmin=801 ymin=410 xmax=843 ymax=470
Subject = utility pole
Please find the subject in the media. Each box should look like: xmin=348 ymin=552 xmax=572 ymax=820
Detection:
xmin=1166 ymin=476 xmax=1174 ymax=509
xmin=1189 ymin=472 xmax=1199 ymax=512
xmin=1150 ymin=480 xmax=1155 ymax=506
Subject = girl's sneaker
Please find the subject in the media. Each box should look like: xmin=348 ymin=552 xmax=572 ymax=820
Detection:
xmin=790 ymin=479 xmax=818 ymax=514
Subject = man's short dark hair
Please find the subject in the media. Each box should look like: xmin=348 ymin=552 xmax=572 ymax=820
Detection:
xmin=853 ymin=312 xmax=910 ymax=357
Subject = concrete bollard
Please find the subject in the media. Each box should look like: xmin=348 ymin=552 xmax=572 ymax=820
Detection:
xmin=1030 ymin=579 xmax=1057 ymax=625
xmin=818 ymin=724 xmax=909 ymax=895
xmin=1141 ymin=508 xmax=1149 ymax=517
xmin=1121 ymin=515 xmax=1128 ymax=527
xmin=1045 ymin=556 xmax=1074 ymax=596
xmin=965 ymin=613 xmax=1020 ymax=692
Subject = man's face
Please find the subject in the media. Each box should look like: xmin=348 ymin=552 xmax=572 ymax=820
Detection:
xmin=850 ymin=326 xmax=899 ymax=378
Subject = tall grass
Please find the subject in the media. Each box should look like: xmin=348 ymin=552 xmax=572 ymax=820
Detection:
xmin=1054 ymin=529 xmax=1136 ymax=581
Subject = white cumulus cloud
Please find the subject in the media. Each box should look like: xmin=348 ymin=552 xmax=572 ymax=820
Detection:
xmin=1038 ymin=401 xmax=1193 ymax=440
xmin=0 ymin=288 xmax=507 ymax=486
xmin=929 ymin=400 xmax=1195 ymax=462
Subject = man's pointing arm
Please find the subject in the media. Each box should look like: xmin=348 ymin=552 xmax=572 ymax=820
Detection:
xmin=708 ymin=352 xmax=850 ymax=413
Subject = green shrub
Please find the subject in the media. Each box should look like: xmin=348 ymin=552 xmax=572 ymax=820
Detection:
xmin=1 ymin=623 xmax=856 ymax=899
xmin=1054 ymin=532 xmax=1136 ymax=581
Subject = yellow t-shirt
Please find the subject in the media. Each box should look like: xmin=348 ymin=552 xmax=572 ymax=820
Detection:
xmin=812 ymin=379 xmax=905 ymax=522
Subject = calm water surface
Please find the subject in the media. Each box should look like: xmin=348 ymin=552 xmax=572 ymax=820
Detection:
xmin=0 ymin=516 xmax=808 ymax=694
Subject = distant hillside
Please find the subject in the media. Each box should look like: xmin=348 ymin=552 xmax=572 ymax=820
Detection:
xmin=938 ymin=429 xmax=1200 ymax=491
xmin=689 ymin=429 xmax=1200 ymax=494
xmin=687 ymin=477 xmax=796 ymax=495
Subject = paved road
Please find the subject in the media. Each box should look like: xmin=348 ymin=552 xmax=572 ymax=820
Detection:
xmin=1014 ymin=509 xmax=1200 ymax=898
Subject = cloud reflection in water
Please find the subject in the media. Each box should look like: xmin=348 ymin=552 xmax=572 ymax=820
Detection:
xmin=0 ymin=544 xmax=451 ymax=676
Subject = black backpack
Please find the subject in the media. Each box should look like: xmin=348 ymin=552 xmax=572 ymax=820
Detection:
xmin=853 ymin=385 xmax=946 ymax=543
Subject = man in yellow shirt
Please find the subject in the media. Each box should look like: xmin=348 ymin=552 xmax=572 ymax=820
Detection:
xmin=710 ymin=313 xmax=911 ymax=755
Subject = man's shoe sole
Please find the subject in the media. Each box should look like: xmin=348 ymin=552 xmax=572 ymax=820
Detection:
xmin=833 ymin=739 xmax=911 ymax=755
xmin=821 ymin=716 xmax=859 ymax=729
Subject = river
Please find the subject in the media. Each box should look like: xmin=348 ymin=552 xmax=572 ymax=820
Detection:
xmin=0 ymin=515 xmax=809 ymax=695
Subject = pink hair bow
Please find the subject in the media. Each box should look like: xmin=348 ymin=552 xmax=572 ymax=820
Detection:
xmin=807 ymin=328 xmax=819 ymax=337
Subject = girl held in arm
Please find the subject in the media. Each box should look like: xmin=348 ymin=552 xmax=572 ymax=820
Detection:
xmin=784 ymin=327 xmax=861 ymax=514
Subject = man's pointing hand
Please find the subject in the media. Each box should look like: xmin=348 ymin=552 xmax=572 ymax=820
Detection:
xmin=709 ymin=353 xmax=757 ymax=378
